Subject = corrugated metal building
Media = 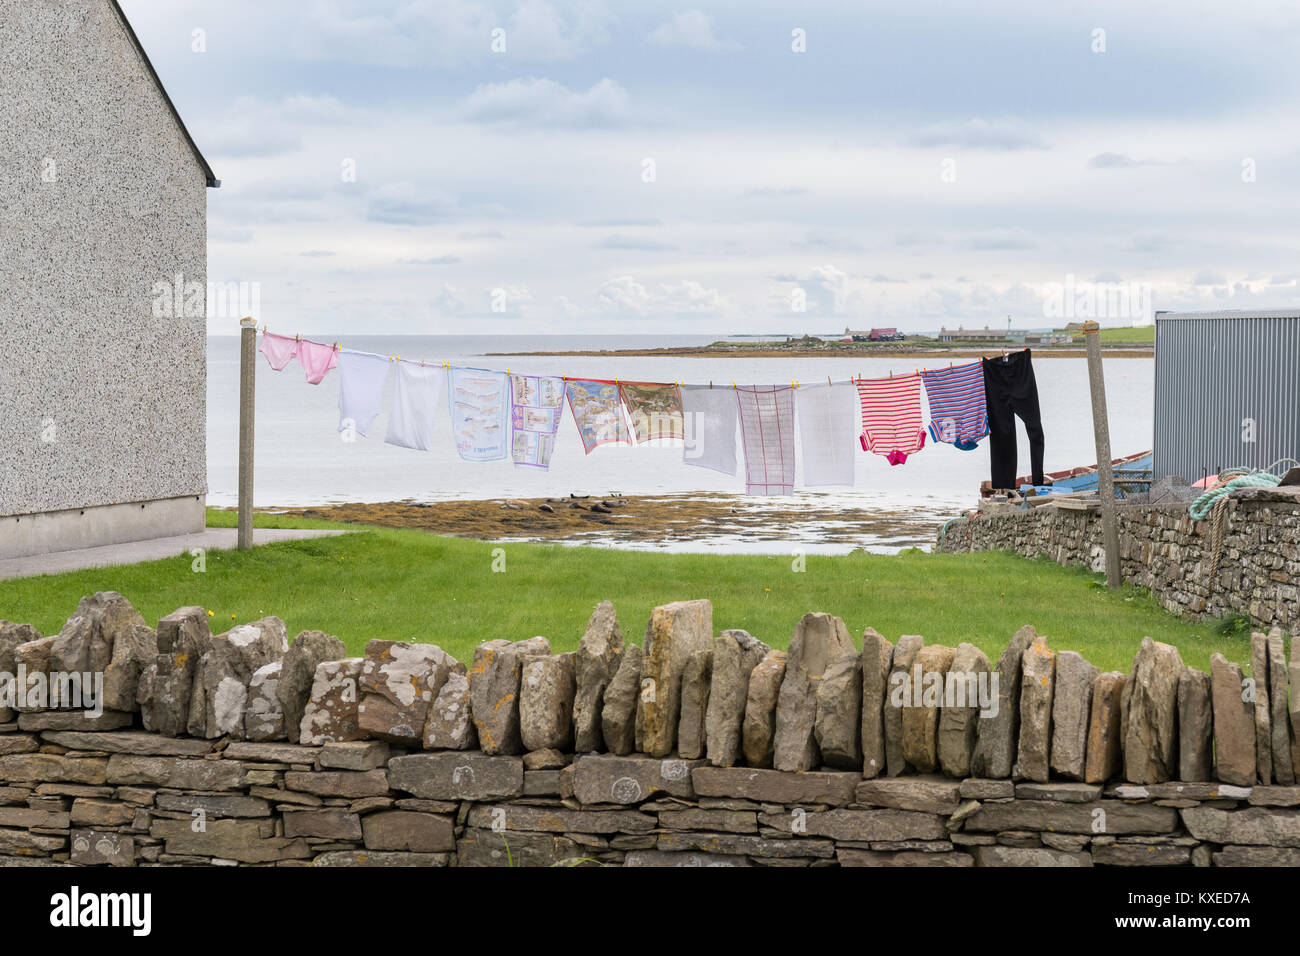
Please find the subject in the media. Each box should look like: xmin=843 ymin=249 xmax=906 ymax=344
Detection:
xmin=1154 ymin=309 xmax=1300 ymax=483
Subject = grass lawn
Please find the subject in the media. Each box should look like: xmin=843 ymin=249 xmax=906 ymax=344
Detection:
xmin=1097 ymin=325 xmax=1156 ymax=344
xmin=0 ymin=510 xmax=1250 ymax=674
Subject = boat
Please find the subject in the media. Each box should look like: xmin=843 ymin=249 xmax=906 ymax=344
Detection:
xmin=1016 ymin=450 xmax=1153 ymax=496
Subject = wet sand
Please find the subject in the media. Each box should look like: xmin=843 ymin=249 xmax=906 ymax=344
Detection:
xmin=270 ymin=493 xmax=948 ymax=554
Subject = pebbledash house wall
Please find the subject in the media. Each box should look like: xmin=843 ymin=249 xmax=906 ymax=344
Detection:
xmin=0 ymin=0 xmax=216 ymax=560
xmin=0 ymin=593 xmax=1298 ymax=868
xmin=936 ymin=487 xmax=1300 ymax=635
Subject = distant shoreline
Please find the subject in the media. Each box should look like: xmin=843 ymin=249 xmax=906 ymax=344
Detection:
xmin=486 ymin=345 xmax=1155 ymax=360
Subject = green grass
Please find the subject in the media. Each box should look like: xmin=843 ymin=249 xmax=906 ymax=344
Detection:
xmin=0 ymin=509 xmax=1250 ymax=673
xmin=1096 ymin=325 xmax=1156 ymax=344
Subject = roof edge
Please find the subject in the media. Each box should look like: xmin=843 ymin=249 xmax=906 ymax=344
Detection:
xmin=108 ymin=0 xmax=219 ymax=188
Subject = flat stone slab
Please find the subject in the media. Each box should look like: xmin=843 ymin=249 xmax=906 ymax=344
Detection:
xmin=224 ymin=741 xmax=322 ymax=764
xmin=1107 ymin=783 xmax=1251 ymax=802
xmin=837 ymin=848 xmax=974 ymax=867
xmin=39 ymin=731 xmax=214 ymax=756
xmin=657 ymin=831 xmax=836 ymax=859
xmin=17 ymin=711 xmax=134 ymax=732
xmin=759 ymin=808 xmax=948 ymax=842
xmin=974 ymin=845 xmax=1093 ymax=867
xmin=387 ymin=752 xmax=524 ymax=801
xmin=691 ymin=767 xmax=858 ymax=806
xmin=854 ymin=776 xmax=961 ymax=813
xmin=465 ymin=803 xmax=656 ymax=834
xmin=571 ymin=755 xmax=703 ymax=805
xmin=965 ymin=800 xmax=1179 ymax=835
xmin=1181 ymin=806 xmax=1300 ymax=846
xmin=1014 ymin=782 xmax=1103 ymax=803
xmin=311 ymin=850 xmax=451 ymax=867
xmin=625 ymin=850 xmax=752 ymax=867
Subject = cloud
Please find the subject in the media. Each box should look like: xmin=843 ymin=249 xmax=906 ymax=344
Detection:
xmin=367 ymin=182 xmax=456 ymax=225
xmin=594 ymin=235 xmax=679 ymax=251
xmin=458 ymin=77 xmax=630 ymax=127
xmin=578 ymin=218 xmax=664 ymax=227
xmin=596 ymin=276 xmax=727 ymax=314
xmin=402 ymin=254 xmax=462 ymax=265
xmin=203 ymin=94 xmax=363 ymax=159
xmin=905 ymin=117 xmax=1048 ymax=151
xmin=1088 ymin=152 xmax=1182 ymax=168
xmin=298 ymin=250 xmax=336 ymax=257
xmin=745 ymin=186 xmax=809 ymax=197
xmin=457 ymin=229 xmax=505 ymax=240
xmin=962 ymin=228 xmax=1037 ymax=251
xmin=648 ymin=10 xmax=737 ymax=51
xmin=1193 ymin=270 xmax=1227 ymax=286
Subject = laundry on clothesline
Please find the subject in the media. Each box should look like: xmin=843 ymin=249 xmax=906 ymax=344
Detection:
xmin=509 ymin=374 xmax=565 ymax=469
xmin=856 ymin=373 xmax=926 ymax=466
xmin=983 ymin=348 xmax=1045 ymax=489
xmin=258 ymin=330 xmax=1052 ymax=497
xmin=921 ymin=361 xmax=988 ymax=451
xmin=565 ymin=379 xmax=631 ymax=453
xmin=258 ymin=331 xmax=299 ymax=371
xmin=797 ymin=382 xmax=858 ymax=487
xmin=298 ymin=339 xmax=339 ymax=385
xmin=450 ymin=367 xmax=510 ymax=462
xmin=384 ymin=361 xmax=444 ymax=451
xmin=680 ymin=384 xmax=739 ymax=476
xmin=619 ymin=382 xmax=685 ymax=443
xmin=736 ymin=385 xmax=796 ymax=495
xmin=336 ymin=349 xmax=392 ymax=438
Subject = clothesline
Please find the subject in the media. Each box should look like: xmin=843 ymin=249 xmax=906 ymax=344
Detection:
xmin=258 ymin=326 xmax=1026 ymax=388
xmin=255 ymin=327 xmax=1044 ymax=494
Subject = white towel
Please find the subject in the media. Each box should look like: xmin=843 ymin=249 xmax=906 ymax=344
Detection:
xmin=736 ymin=385 xmax=796 ymax=495
xmin=337 ymin=350 xmax=392 ymax=438
xmin=681 ymin=385 xmax=738 ymax=475
xmin=385 ymin=362 xmax=445 ymax=451
xmin=797 ymin=383 xmax=858 ymax=487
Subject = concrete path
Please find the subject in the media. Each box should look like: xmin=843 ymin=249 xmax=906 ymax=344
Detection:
xmin=0 ymin=528 xmax=352 ymax=581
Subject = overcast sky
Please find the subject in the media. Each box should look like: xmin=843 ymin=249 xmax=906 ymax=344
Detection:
xmin=122 ymin=0 xmax=1300 ymax=336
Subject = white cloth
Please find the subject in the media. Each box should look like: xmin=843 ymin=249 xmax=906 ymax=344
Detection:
xmin=797 ymin=383 xmax=858 ymax=487
xmin=450 ymin=367 xmax=509 ymax=461
xmin=385 ymin=362 xmax=445 ymax=451
xmin=337 ymin=350 xmax=392 ymax=438
xmin=681 ymin=385 xmax=738 ymax=475
xmin=736 ymin=385 xmax=796 ymax=495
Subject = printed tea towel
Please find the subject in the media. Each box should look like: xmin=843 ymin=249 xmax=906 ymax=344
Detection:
xmin=564 ymin=379 xmax=631 ymax=453
xmin=619 ymin=382 xmax=684 ymax=442
xmin=509 ymin=373 xmax=565 ymax=468
xmin=450 ymin=367 xmax=509 ymax=461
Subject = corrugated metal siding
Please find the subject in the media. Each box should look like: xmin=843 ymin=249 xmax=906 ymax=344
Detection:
xmin=1154 ymin=312 xmax=1300 ymax=481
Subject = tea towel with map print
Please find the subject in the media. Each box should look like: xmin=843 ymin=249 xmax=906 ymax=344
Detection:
xmin=450 ymin=367 xmax=509 ymax=461
xmin=564 ymin=379 xmax=631 ymax=453
xmin=619 ymin=382 xmax=684 ymax=442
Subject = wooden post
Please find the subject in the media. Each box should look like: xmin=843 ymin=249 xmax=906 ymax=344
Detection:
xmin=237 ymin=316 xmax=257 ymax=550
xmin=1082 ymin=320 xmax=1121 ymax=587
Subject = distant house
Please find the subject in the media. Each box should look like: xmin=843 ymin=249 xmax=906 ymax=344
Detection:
xmin=0 ymin=0 xmax=218 ymax=559
xmin=843 ymin=327 xmax=904 ymax=342
xmin=937 ymin=326 xmax=1073 ymax=344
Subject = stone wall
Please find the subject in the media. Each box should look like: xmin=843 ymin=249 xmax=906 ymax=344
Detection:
xmin=935 ymin=485 xmax=1300 ymax=634
xmin=0 ymin=592 xmax=1297 ymax=867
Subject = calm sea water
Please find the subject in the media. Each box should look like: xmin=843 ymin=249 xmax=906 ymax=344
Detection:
xmin=206 ymin=335 xmax=1155 ymax=516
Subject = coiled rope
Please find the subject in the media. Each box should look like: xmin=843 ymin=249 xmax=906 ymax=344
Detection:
xmin=1191 ymin=460 xmax=1294 ymax=585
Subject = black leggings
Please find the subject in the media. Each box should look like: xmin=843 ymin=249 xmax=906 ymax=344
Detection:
xmin=982 ymin=349 xmax=1044 ymax=489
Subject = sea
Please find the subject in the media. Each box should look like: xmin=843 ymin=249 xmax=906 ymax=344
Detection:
xmin=206 ymin=335 xmax=1155 ymax=543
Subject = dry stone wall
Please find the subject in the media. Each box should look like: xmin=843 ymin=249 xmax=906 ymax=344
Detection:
xmin=0 ymin=593 xmax=1296 ymax=867
xmin=936 ymin=486 xmax=1300 ymax=634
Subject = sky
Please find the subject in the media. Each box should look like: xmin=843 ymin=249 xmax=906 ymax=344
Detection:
xmin=120 ymin=0 xmax=1300 ymax=336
